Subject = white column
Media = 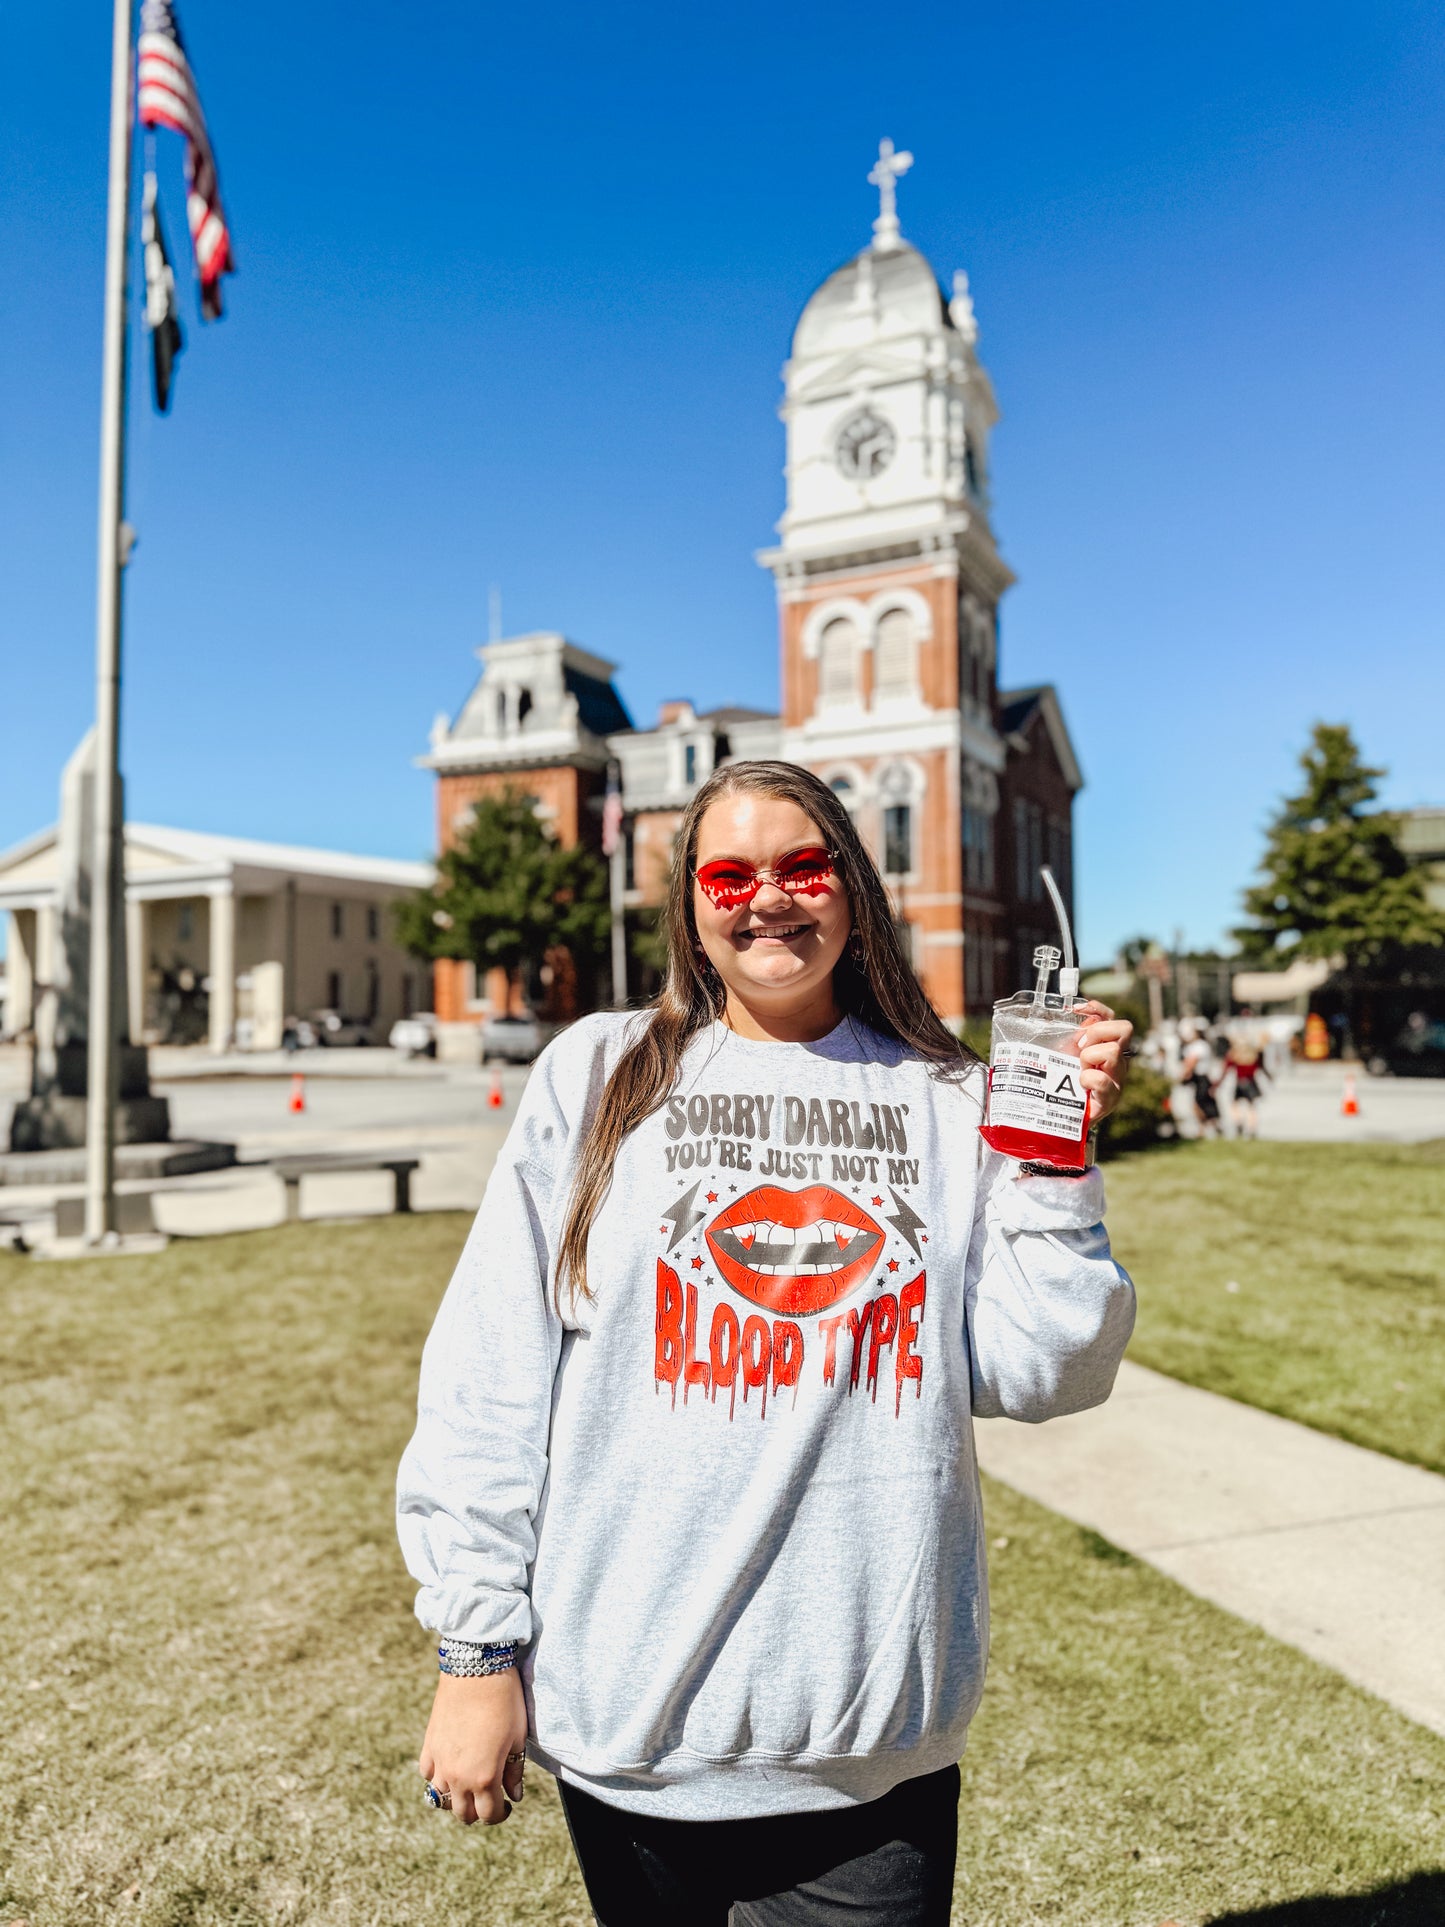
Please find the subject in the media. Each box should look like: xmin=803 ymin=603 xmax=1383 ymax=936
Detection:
xmin=6 ymin=909 xmax=36 ymax=1034
xmin=208 ymin=887 xmax=235 ymax=1053
xmin=125 ymin=893 xmax=145 ymax=1043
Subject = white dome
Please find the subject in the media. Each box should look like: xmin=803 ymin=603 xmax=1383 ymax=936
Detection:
xmin=791 ymin=243 xmax=951 ymax=361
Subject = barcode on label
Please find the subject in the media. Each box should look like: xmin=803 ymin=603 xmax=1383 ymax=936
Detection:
xmin=987 ymin=1041 xmax=1088 ymax=1140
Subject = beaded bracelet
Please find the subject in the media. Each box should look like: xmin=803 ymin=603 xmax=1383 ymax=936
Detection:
xmin=437 ymin=1637 xmax=518 ymax=1678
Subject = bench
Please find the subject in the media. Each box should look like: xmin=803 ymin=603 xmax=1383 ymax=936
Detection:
xmin=270 ymin=1154 xmax=420 ymax=1221
xmin=53 ymin=1191 xmax=157 ymax=1240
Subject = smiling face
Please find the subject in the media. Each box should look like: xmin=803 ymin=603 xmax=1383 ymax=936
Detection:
xmin=692 ymin=792 xmax=852 ymax=1030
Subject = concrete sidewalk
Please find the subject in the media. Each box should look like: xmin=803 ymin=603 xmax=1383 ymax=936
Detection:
xmin=974 ymin=1359 xmax=1445 ymax=1737
xmin=1255 ymin=1060 xmax=1445 ymax=1143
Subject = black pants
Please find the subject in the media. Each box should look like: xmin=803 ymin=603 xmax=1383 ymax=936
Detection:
xmin=558 ymin=1762 xmax=960 ymax=1926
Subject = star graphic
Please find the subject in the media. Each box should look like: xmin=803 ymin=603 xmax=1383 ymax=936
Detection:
xmin=871 ymin=1195 xmax=884 ymax=1206
xmin=887 ymin=1258 xmax=900 ymax=1272
xmin=922 ymin=1234 xmax=929 ymax=1244
xmin=691 ymin=1255 xmax=704 ymax=1270
xmin=706 ymin=1190 xmax=718 ymax=1203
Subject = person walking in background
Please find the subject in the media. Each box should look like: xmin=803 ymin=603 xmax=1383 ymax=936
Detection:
xmin=397 ymin=761 xmax=1135 ymax=1926
xmin=1218 ymin=1031 xmax=1270 ymax=1139
xmin=1179 ymin=1021 xmax=1222 ymax=1138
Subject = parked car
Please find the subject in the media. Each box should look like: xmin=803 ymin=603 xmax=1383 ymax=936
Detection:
xmin=310 ymin=1008 xmax=373 ymax=1047
xmin=389 ymin=1012 xmax=438 ymax=1058
xmin=1366 ymin=1015 xmax=1445 ymax=1078
xmin=481 ymin=1013 xmax=547 ymax=1064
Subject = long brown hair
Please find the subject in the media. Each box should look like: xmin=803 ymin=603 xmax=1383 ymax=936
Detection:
xmin=556 ymin=760 xmax=976 ymax=1302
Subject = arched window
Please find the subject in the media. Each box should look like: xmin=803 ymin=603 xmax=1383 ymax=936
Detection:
xmin=873 ymin=608 xmax=915 ymax=702
xmin=817 ymin=618 xmax=859 ymax=708
xmin=828 ymin=774 xmax=857 ymax=815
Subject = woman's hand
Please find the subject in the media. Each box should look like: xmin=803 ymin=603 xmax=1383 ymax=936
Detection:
xmin=419 ymin=1669 xmax=528 ymax=1825
xmin=1072 ymin=999 xmax=1133 ymax=1124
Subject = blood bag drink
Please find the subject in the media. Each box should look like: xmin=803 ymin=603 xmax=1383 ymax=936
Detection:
xmin=979 ymin=939 xmax=1091 ymax=1170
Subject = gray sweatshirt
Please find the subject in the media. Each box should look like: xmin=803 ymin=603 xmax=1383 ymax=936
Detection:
xmin=397 ymin=1012 xmax=1135 ymax=1820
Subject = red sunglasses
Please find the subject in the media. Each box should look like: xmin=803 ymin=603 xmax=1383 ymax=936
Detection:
xmin=694 ymin=845 xmax=838 ymax=909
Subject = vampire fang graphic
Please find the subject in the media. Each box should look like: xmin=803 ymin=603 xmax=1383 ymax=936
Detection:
xmin=706 ymin=1185 xmax=885 ymax=1317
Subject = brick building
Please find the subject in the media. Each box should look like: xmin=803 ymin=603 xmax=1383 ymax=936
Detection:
xmin=419 ymin=632 xmax=630 ymax=1025
xmin=422 ymin=146 xmax=1081 ymax=1033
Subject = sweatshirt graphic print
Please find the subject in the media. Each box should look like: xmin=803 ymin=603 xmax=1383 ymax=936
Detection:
xmin=654 ymin=1086 xmax=931 ymax=1419
xmin=397 ymin=1013 xmax=1136 ymax=1822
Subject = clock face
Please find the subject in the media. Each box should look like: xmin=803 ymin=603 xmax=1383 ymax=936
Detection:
xmin=834 ymin=408 xmax=896 ymax=480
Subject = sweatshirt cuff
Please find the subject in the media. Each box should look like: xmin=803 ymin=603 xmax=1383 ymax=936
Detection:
xmin=990 ymin=1163 xmax=1106 ymax=1233
xmin=415 ymin=1586 xmax=533 ymax=1649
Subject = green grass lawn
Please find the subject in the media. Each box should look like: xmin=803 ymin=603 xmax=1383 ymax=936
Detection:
xmin=1 ymin=1217 xmax=1442 ymax=1927
xmin=1105 ymin=1139 xmax=1445 ymax=1474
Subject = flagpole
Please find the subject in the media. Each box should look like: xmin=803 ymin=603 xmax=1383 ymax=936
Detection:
xmin=85 ymin=0 xmax=136 ymax=1244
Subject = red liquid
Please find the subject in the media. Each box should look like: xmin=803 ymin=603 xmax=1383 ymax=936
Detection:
xmin=979 ymin=1070 xmax=1092 ymax=1169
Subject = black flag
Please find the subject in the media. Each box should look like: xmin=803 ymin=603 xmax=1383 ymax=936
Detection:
xmin=142 ymin=171 xmax=185 ymax=412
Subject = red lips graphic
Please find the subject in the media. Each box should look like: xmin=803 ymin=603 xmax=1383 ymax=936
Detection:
xmin=705 ymin=1184 xmax=885 ymax=1316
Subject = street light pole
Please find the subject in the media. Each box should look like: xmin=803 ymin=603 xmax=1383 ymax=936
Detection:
xmin=84 ymin=0 xmax=135 ymax=1244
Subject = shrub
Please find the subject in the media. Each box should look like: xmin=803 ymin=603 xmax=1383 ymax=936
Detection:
xmin=1095 ymin=1063 xmax=1173 ymax=1159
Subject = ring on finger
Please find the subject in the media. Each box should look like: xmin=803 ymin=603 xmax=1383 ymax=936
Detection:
xmin=424 ymin=1782 xmax=453 ymax=1811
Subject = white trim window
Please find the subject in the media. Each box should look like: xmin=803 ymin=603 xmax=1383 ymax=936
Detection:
xmin=873 ymin=607 xmax=915 ymax=703
xmin=817 ymin=617 xmax=861 ymax=709
xmin=877 ymin=761 xmax=919 ymax=879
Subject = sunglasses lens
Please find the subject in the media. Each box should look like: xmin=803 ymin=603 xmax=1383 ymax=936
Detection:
xmin=774 ymin=848 xmax=833 ymax=891
xmin=697 ymin=862 xmax=756 ymax=906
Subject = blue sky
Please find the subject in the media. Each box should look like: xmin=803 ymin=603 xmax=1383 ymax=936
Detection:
xmin=3 ymin=0 xmax=1442 ymax=964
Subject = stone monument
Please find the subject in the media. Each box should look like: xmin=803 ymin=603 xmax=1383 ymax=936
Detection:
xmin=8 ymin=731 xmax=170 ymax=1151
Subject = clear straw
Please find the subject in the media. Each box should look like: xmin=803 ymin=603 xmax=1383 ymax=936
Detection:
xmin=1039 ymin=866 xmax=1074 ymax=970
xmin=1040 ymin=866 xmax=1080 ymax=1004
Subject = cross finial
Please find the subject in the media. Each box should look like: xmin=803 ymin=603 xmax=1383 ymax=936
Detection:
xmin=868 ymin=138 xmax=913 ymax=251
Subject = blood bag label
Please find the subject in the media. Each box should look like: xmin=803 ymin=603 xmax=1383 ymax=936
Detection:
xmin=987 ymin=1041 xmax=1088 ymax=1141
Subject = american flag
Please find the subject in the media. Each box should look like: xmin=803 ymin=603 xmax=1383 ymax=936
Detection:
xmin=137 ymin=0 xmax=234 ymax=320
xmin=601 ymin=765 xmax=624 ymax=857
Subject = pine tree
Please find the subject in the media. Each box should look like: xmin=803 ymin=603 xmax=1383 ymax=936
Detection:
xmin=395 ymin=788 xmax=610 ymax=1003
xmin=1234 ymin=724 xmax=1444 ymax=967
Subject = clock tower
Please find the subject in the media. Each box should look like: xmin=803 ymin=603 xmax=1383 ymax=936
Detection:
xmin=757 ymin=141 xmax=1023 ymax=1026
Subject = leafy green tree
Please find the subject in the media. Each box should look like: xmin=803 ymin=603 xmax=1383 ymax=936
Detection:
xmin=1234 ymin=724 xmax=1445 ymax=968
xmin=394 ymin=788 xmax=610 ymax=1005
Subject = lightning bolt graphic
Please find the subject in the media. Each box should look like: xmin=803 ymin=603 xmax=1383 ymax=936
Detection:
xmin=661 ymin=1180 xmax=707 ymax=1252
xmin=884 ymin=1187 xmax=926 ymax=1257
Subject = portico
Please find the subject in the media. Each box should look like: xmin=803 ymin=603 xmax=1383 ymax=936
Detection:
xmin=0 ymin=824 xmax=432 ymax=1051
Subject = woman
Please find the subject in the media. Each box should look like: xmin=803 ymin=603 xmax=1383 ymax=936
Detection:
xmin=1179 ymin=1021 xmax=1222 ymax=1138
xmin=397 ymin=761 xmax=1136 ymax=1925
xmin=1217 ymin=1032 xmax=1270 ymax=1139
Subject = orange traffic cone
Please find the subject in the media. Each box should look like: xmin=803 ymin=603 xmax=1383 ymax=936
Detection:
xmin=289 ymin=1073 xmax=306 ymax=1115
xmin=1341 ymin=1072 xmax=1359 ymax=1118
xmin=487 ymin=1069 xmax=504 ymax=1111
